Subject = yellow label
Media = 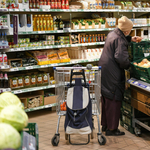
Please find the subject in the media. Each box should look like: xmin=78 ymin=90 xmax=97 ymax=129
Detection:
xmin=37 ymin=20 xmax=39 ymax=28
xmin=43 ymin=20 xmax=46 ymax=29
xmin=40 ymin=20 xmax=43 ymax=27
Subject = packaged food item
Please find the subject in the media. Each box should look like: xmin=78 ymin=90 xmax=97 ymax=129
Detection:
xmin=30 ymin=74 xmax=37 ymax=86
xmin=24 ymin=75 xmax=31 ymax=87
xmin=37 ymin=74 xmax=43 ymax=85
xmin=10 ymin=77 xmax=18 ymax=89
xmin=18 ymin=76 xmax=24 ymax=87
xmin=43 ymin=73 xmax=49 ymax=85
xmin=58 ymin=49 xmax=69 ymax=60
xmin=47 ymin=51 xmax=59 ymax=60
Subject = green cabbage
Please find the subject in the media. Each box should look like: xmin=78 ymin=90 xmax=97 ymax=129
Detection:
xmin=0 ymin=123 xmax=21 ymax=149
xmin=0 ymin=92 xmax=24 ymax=112
xmin=0 ymin=105 xmax=28 ymax=131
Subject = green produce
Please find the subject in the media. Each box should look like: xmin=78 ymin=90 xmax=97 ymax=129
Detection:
xmin=0 ymin=123 xmax=21 ymax=149
xmin=0 ymin=105 xmax=28 ymax=131
xmin=0 ymin=92 xmax=24 ymax=112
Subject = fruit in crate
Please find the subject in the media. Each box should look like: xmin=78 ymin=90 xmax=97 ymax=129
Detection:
xmin=134 ymin=59 xmax=150 ymax=68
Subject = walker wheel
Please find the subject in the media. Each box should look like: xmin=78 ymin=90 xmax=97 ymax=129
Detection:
xmin=51 ymin=134 xmax=60 ymax=146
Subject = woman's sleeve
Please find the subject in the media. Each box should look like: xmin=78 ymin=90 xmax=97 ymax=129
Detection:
xmin=114 ymin=39 xmax=130 ymax=69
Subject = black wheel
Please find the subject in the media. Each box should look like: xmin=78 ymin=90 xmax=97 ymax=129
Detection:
xmin=51 ymin=134 xmax=60 ymax=146
xmin=65 ymin=133 xmax=68 ymax=140
xmin=98 ymin=135 xmax=106 ymax=145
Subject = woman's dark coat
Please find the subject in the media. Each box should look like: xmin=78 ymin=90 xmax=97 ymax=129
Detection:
xmin=98 ymin=28 xmax=131 ymax=101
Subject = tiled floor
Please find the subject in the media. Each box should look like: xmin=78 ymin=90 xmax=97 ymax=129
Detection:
xmin=28 ymin=109 xmax=150 ymax=150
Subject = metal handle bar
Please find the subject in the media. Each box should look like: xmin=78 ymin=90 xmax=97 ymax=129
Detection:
xmin=53 ymin=66 xmax=101 ymax=71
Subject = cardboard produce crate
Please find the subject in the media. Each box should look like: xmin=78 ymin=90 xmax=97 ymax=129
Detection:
xmin=44 ymin=95 xmax=56 ymax=105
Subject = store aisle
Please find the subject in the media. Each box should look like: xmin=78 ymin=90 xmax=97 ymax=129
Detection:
xmin=28 ymin=109 xmax=150 ymax=150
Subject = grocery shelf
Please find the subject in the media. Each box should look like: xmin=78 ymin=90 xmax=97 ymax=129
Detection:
xmin=0 ymin=65 xmax=10 ymax=69
xmin=8 ymin=42 xmax=105 ymax=52
xmin=7 ymin=8 xmax=150 ymax=13
xmin=25 ymin=103 xmax=57 ymax=112
xmin=0 ymin=26 xmax=8 ymax=29
xmin=133 ymin=24 xmax=150 ymax=27
xmin=8 ymin=28 xmax=113 ymax=35
xmin=128 ymin=78 xmax=150 ymax=92
xmin=8 ymin=58 xmax=99 ymax=72
xmin=11 ymin=84 xmax=55 ymax=94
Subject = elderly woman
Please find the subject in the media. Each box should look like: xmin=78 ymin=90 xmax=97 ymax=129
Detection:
xmin=98 ymin=16 xmax=142 ymax=136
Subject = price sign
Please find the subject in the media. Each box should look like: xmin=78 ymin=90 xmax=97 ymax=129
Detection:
xmin=25 ymin=66 xmax=33 ymax=70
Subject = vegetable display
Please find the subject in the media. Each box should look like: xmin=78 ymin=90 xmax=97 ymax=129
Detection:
xmin=0 ymin=123 xmax=21 ymax=149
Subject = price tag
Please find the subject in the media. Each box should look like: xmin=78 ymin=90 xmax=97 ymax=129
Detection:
xmin=15 ymin=9 xmax=19 ymax=11
xmin=144 ymin=53 xmax=150 ymax=57
xmin=25 ymin=66 xmax=33 ymax=70
xmin=26 ymin=9 xmax=30 ymax=11
xmin=57 ymin=45 xmax=61 ymax=48
xmin=11 ymin=68 xmax=19 ymax=71
xmin=14 ymin=90 xmax=22 ymax=94
xmin=10 ymin=48 xmax=14 ymax=52
xmin=45 ymin=104 xmax=51 ymax=108
xmin=20 ymin=47 xmax=24 ymax=51
xmin=41 ymin=65 xmax=48 ymax=68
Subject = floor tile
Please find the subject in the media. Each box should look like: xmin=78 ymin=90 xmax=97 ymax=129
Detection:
xmin=28 ymin=109 xmax=150 ymax=150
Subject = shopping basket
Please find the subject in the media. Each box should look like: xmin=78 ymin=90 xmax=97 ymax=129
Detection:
xmin=18 ymin=123 xmax=39 ymax=150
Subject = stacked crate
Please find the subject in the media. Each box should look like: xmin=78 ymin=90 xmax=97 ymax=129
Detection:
xmin=120 ymin=89 xmax=135 ymax=134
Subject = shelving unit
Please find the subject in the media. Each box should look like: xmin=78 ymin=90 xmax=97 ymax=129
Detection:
xmin=1 ymin=4 xmax=150 ymax=112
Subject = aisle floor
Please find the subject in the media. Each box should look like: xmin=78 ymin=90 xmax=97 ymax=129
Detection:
xmin=28 ymin=109 xmax=150 ymax=150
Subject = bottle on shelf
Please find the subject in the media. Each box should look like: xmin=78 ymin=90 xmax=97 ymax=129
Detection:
xmin=0 ymin=52 xmax=2 ymax=66
xmin=29 ymin=0 xmax=33 ymax=9
xmin=37 ymin=15 xmax=40 ymax=31
xmin=46 ymin=15 xmax=50 ymax=30
xmin=42 ymin=15 xmax=47 ymax=31
xmin=54 ymin=0 xmax=57 ymax=9
xmin=49 ymin=14 xmax=53 ymax=30
xmin=2 ymin=52 xmax=7 ymax=66
xmin=4 ymin=73 xmax=9 ymax=88
xmin=57 ymin=0 xmax=61 ymax=9
xmin=39 ymin=15 xmax=43 ymax=31
xmin=0 ymin=32 xmax=2 ymax=45
xmin=0 ymin=73 xmax=3 ymax=88
xmin=36 ymin=0 xmax=40 ymax=8
xmin=59 ymin=16 xmax=63 ymax=30
xmin=1 ymin=32 xmax=4 ymax=43
xmin=53 ymin=16 xmax=58 ymax=30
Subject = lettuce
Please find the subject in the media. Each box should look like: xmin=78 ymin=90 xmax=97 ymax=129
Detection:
xmin=0 ymin=105 xmax=28 ymax=131
xmin=0 ymin=123 xmax=21 ymax=149
xmin=0 ymin=92 xmax=24 ymax=112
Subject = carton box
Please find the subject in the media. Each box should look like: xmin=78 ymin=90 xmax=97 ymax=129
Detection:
xmin=44 ymin=95 xmax=56 ymax=105
xmin=19 ymin=91 xmax=44 ymax=109
xmin=131 ymin=87 xmax=150 ymax=104
xmin=7 ymin=14 xmax=17 ymax=35
xmin=131 ymin=98 xmax=150 ymax=117
xmin=18 ymin=14 xmax=26 ymax=32
xmin=25 ymin=14 xmax=33 ymax=32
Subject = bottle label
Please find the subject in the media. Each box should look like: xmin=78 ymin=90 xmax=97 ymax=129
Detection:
xmin=83 ymin=37 xmax=85 ymax=43
xmin=40 ymin=20 xmax=43 ymax=28
xmin=37 ymin=21 xmax=39 ymax=29
xmin=40 ymin=1 xmax=43 ymax=5
xmin=47 ymin=20 xmax=50 ymax=29
xmin=18 ymin=79 xmax=23 ymax=84
xmin=54 ymin=2 xmax=57 ymax=9
xmin=4 ymin=56 xmax=7 ymax=65
xmin=0 ymin=56 xmax=2 ymax=65
xmin=44 ymin=75 xmax=47 ymax=81
xmin=38 ymin=77 xmax=42 ymax=82
xmin=36 ymin=3 xmax=39 ymax=8
xmin=51 ymin=2 xmax=54 ymax=8
xmin=60 ymin=24 xmax=63 ymax=28
xmin=25 ymin=78 xmax=29 ymax=84
xmin=31 ymin=78 xmax=36 ymax=83
xmin=10 ymin=24 xmax=13 ymax=28
xmin=43 ymin=20 xmax=46 ymax=29
xmin=13 ymin=80 xmax=17 ymax=86
xmin=33 ymin=3 xmax=36 ymax=8
xmin=29 ymin=3 xmax=32 ymax=8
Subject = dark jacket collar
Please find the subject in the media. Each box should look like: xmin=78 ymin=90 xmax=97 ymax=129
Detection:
xmin=114 ymin=28 xmax=129 ymax=45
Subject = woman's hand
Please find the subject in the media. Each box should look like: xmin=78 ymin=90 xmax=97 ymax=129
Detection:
xmin=132 ymin=36 xmax=143 ymax=43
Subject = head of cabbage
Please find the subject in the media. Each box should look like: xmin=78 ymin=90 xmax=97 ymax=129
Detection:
xmin=0 ymin=105 xmax=28 ymax=131
xmin=0 ymin=92 xmax=24 ymax=112
xmin=0 ymin=123 xmax=21 ymax=149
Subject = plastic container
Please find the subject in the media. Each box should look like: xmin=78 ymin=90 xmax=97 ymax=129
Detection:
xmin=18 ymin=123 xmax=39 ymax=150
